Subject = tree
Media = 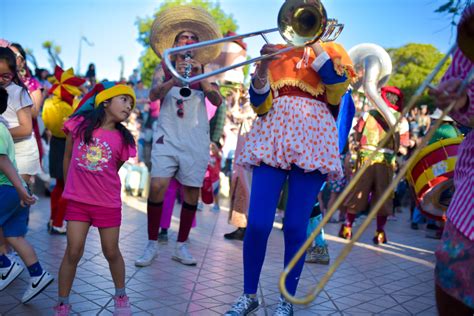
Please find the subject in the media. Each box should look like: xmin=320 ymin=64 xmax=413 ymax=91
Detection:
xmin=435 ymin=0 xmax=471 ymax=26
xmin=42 ymin=41 xmax=64 ymax=69
xmin=136 ymin=0 xmax=238 ymax=87
xmin=24 ymin=48 xmax=39 ymax=70
xmin=387 ymin=43 xmax=451 ymax=107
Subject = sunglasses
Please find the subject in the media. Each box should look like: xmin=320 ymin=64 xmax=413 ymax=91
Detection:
xmin=178 ymin=34 xmax=198 ymax=42
xmin=0 ymin=73 xmax=14 ymax=80
xmin=176 ymin=99 xmax=184 ymax=118
xmin=14 ymin=52 xmax=24 ymax=61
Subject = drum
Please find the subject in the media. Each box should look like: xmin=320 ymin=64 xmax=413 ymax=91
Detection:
xmin=407 ymin=136 xmax=463 ymax=221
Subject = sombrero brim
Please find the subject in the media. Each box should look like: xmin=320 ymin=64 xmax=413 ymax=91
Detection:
xmin=150 ymin=6 xmax=223 ymax=64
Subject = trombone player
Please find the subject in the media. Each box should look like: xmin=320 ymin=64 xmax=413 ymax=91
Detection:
xmin=226 ymin=7 xmax=355 ymax=316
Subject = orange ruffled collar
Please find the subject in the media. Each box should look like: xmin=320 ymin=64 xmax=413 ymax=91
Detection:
xmin=267 ymin=42 xmax=356 ymax=98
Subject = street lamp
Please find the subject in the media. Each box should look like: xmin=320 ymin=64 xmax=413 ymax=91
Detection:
xmin=77 ymin=36 xmax=94 ymax=75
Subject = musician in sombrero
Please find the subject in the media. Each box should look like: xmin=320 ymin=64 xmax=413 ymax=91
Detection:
xmin=135 ymin=5 xmax=222 ymax=267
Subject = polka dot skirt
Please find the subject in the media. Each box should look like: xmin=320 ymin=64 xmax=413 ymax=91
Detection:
xmin=236 ymin=95 xmax=343 ymax=181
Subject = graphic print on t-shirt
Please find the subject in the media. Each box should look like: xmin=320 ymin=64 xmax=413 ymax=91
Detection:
xmin=75 ymin=137 xmax=112 ymax=172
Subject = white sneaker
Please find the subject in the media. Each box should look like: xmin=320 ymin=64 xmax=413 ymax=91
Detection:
xmin=50 ymin=223 xmax=67 ymax=235
xmin=172 ymin=242 xmax=197 ymax=266
xmin=135 ymin=240 xmax=158 ymax=267
xmin=22 ymin=270 xmax=54 ymax=303
xmin=0 ymin=261 xmax=24 ymax=291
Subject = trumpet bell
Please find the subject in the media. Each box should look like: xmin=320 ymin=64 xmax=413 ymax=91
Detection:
xmin=278 ymin=0 xmax=327 ymax=47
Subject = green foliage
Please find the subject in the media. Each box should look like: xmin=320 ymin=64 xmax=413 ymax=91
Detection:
xmin=387 ymin=43 xmax=451 ymax=107
xmin=136 ymin=0 xmax=238 ymax=87
xmin=42 ymin=41 xmax=52 ymax=49
xmin=435 ymin=0 xmax=471 ymax=26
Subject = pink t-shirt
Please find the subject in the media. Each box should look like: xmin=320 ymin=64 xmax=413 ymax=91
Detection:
xmin=62 ymin=117 xmax=136 ymax=208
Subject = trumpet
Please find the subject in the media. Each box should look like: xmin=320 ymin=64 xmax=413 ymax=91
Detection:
xmin=163 ymin=0 xmax=343 ymax=87
xmin=279 ymin=41 xmax=474 ymax=305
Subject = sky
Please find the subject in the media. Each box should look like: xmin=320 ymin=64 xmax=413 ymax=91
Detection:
xmin=0 ymin=0 xmax=462 ymax=81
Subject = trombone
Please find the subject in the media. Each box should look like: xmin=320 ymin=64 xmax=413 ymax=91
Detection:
xmin=279 ymin=43 xmax=474 ymax=305
xmin=163 ymin=0 xmax=343 ymax=88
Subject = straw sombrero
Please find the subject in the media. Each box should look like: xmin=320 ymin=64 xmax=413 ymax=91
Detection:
xmin=150 ymin=5 xmax=223 ymax=64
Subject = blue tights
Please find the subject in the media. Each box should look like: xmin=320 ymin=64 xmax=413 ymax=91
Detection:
xmin=243 ymin=163 xmax=326 ymax=295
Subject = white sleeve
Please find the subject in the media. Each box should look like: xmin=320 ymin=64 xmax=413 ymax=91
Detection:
xmin=250 ymin=77 xmax=270 ymax=94
xmin=311 ymin=51 xmax=331 ymax=72
xmin=10 ymin=86 xmax=33 ymax=111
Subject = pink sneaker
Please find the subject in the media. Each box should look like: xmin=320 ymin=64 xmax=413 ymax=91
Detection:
xmin=113 ymin=295 xmax=131 ymax=316
xmin=53 ymin=304 xmax=71 ymax=316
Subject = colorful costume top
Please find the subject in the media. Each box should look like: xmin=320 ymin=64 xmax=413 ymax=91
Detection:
xmin=237 ymin=43 xmax=354 ymax=180
xmin=42 ymin=66 xmax=85 ymax=138
xmin=249 ymin=42 xmax=355 ymax=115
xmin=354 ymin=86 xmax=409 ymax=166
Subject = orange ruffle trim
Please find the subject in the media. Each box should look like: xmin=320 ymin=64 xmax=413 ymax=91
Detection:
xmin=268 ymin=42 xmax=356 ymax=98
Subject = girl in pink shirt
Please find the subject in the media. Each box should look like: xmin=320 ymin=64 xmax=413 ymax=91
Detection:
xmin=53 ymin=82 xmax=136 ymax=316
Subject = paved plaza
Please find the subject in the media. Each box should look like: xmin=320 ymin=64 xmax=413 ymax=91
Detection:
xmin=1 ymin=193 xmax=440 ymax=315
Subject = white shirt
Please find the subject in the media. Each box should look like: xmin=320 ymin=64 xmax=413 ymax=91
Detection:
xmin=1 ymin=83 xmax=33 ymax=129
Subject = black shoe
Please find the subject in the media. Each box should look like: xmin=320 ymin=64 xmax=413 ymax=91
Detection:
xmin=224 ymin=228 xmax=245 ymax=241
xmin=411 ymin=223 xmax=419 ymax=230
xmin=427 ymin=223 xmax=440 ymax=230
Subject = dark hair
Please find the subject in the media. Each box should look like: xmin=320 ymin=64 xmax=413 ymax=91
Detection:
xmin=0 ymin=47 xmax=29 ymax=91
xmin=71 ymin=103 xmax=135 ymax=147
xmin=10 ymin=43 xmax=26 ymax=60
xmin=86 ymin=63 xmax=96 ymax=79
xmin=0 ymin=86 xmax=8 ymax=115
xmin=10 ymin=43 xmax=34 ymax=78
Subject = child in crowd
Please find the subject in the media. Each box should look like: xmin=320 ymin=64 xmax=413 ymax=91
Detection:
xmin=209 ymin=142 xmax=222 ymax=212
xmin=0 ymin=47 xmax=39 ymax=184
xmin=42 ymin=66 xmax=86 ymax=235
xmin=0 ymin=86 xmax=54 ymax=303
xmin=53 ymin=82 xmax=136 ymax=316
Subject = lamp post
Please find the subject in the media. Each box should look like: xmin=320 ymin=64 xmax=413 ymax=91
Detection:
xmin=118 ymin=55 xmax=125 ymax=82
xmin=77 ymin=36 xmax=94 ymax=75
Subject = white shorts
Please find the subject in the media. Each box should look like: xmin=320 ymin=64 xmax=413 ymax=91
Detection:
xmin=151 ymin=153 xmax=208 ymax=188
xmin=14 ymin=137 xmax=41 ymax=176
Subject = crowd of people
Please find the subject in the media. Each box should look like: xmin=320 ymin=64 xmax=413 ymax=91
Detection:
xmin=0 ymin=3 xmax=472 ymax=316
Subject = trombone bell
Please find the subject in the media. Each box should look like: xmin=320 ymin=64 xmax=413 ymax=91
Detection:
xmin=162 ymin=0 xmax=343 ymax=86
xmin=278 ymin=0 xmax=328 ymax=46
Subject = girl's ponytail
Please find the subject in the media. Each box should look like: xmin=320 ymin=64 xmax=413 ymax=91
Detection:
xmin=115 ymin=122 xmax=135 ymax=147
